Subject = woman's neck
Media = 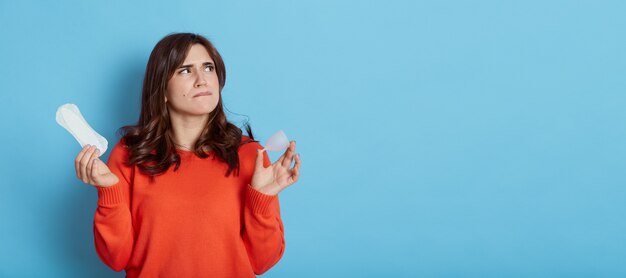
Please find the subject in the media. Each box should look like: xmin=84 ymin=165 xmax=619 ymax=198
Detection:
xmin=169 ymin=112 xmax=209 ymax=151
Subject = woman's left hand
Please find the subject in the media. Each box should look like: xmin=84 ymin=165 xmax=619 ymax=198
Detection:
xmin=251 ymin=141 xmax=301 ymax=196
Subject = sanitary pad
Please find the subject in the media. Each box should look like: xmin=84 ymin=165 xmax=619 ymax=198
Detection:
xmin=56 ymin=103 xmax=108 ymax=155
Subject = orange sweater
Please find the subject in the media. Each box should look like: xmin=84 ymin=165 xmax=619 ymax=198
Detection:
xmin=93 ymin=137 xmax=284 ymax=277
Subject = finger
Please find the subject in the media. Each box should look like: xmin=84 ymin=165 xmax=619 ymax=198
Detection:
xmin=275 ymin=141 xmax=295 ymax=166
xmin=256 ymin=149 xmax=265 ymax=170
xmin=275 ymin=148 xmax=286 ymax=166
xmin=75 ymin=145 xmax=91 ymax=180
xmin=281 ymin=141 xmax=296 ymax=168
xmin=80 ymin=146 xmax=97 ymax=183
xmin=78 ymin=146 xmax=93 ymax=183
xmin=277 ymin=141 xmax=294 ymax=167
xmin=290 ymin=153 xmax=301 ymax=183
xmin=87 ymin=149 xmax=100 ymax=182
xmin=91 ymin=158 xmax=101 ymax=185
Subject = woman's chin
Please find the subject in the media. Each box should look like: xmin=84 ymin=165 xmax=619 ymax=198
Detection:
xmin=189 ymin=104 xmax=218 ymax=115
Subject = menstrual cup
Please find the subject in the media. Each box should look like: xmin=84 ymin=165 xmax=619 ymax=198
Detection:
xmin=263 ymin=130 xmax=289 ymax=152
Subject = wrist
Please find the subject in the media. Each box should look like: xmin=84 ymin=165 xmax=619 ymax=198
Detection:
xmin=250 ymin=183 xmax=279 ymax=196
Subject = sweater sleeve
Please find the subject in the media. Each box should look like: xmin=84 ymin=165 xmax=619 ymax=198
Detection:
xmin=92 ymin=142 xmax=134 ymax=272
xmin=242 ymin=149 xmax=286 ymax=274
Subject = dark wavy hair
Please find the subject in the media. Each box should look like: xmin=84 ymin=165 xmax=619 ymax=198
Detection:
xmin=118 ymin=33 xmax=254 ymax=178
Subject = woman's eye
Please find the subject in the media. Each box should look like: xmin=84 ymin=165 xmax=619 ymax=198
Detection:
xmin=179 ymin=68 xmax=190 ymax=74
xmin=205 ymin=65 xmax=215 ymax=72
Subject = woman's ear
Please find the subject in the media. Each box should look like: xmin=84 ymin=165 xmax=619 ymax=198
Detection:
xmin=164 ymin=96 xmax=168 ymax=103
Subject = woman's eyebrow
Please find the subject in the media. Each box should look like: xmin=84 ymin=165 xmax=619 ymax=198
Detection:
xmin=178 ymin=62 xmax=215 ymax=68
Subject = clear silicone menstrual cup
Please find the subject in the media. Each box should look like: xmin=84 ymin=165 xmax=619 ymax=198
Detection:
xmin=263 ymin=130 xmax=289 ymax=152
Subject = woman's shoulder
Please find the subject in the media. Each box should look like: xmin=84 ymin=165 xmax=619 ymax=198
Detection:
xmin=237 ymin=135 xmax=269 ymax=170
xmin=239 ymin=135 xmax=262 ymax=153
xmin=108 ymin=137 xmax=131 ymax=161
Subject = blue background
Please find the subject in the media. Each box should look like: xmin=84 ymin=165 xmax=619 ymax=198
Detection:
xmin=1 ymin=0 xmax=625 ymax=277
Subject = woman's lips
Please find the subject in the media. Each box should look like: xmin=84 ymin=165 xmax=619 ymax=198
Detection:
xmin=193 ymin=92 xmax=213 ymax=97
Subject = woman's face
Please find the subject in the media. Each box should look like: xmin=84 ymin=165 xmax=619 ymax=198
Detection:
xmin=165 ymin=44 xmax=220 ymax=117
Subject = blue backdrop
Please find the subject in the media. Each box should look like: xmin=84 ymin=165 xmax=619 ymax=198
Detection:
xmin=1 ymin=0 xmax=625 ymax=277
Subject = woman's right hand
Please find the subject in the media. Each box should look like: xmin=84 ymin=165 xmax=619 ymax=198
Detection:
xmin=75 ymin=145 xmax=119 ymax=188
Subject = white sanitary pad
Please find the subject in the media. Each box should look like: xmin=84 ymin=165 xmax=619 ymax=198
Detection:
xmin=56 ymin=103 xmax=108 ymax=155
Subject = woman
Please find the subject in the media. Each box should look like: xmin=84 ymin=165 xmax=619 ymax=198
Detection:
xmin=74 ymin=33 xmax=301 ymax=277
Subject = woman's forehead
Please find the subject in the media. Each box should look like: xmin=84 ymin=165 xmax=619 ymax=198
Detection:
xmin=183 ymin=44 xmax=214 ymax=64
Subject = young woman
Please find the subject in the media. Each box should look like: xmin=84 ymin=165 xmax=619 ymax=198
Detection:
xmin=74 ymin=33 xmax=301 ymax=277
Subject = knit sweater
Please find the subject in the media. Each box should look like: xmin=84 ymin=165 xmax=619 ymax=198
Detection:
xmin=93 ymin=136 xmax=284 ymax=277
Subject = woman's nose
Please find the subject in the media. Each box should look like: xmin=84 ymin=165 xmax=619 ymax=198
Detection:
xmin=195 ymin=73 xmax=208 ymax=87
